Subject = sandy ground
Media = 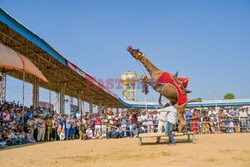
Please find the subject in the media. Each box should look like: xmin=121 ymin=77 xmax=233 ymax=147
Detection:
xmin=0 ymin=133 xmax=249 ymax=167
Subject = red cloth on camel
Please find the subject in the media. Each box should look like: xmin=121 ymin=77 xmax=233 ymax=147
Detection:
xmin=157 ymin=72 xmax=189 ymax=107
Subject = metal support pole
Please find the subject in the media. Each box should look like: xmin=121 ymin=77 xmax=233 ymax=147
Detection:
xmin=0 ymin=72 xmax=6 ymax=103
xmin=32 ymin=77 xmax=39 ymax=109
xmin=22 ymin=71 xmax=25 ymax=129
xmin=215 ymin=92 xmax=220 ymax=132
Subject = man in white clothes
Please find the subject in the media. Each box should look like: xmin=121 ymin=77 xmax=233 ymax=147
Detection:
xmin=246 ymin=107 xmax=250 ymax=132
xmin=156 ymin=100 xmax=177 ymax=145
xmin=157 ymin=95 xmax=168 ymax=134
xmin=239 ymin=108 xmax=248 ymax=132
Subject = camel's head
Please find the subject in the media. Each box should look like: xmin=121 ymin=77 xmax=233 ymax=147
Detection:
xmin=127 ymin=46 xmax=145 ymax=60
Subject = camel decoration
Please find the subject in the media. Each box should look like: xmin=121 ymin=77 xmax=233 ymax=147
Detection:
xmin=127 ymin=46 xmax=191 ymax=132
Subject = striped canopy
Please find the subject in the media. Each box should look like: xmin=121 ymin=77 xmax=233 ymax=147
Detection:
xmin=0 ymin=43 xmax=48 ymax=83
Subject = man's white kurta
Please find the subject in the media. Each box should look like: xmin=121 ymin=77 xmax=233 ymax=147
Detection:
xmin=157 ymin=106 xmax=177 ymax=124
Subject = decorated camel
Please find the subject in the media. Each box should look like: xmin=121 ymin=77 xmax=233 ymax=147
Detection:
xmin=127 ymin=46 xmax=191 ymax=132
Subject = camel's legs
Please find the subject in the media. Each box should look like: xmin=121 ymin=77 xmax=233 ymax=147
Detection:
xmin=143 ymin=77 xmax=178 ymax=102
xmin=177 ymin=106 xmax=187 ymax=132
xmin=142 ymin=77 xmax=187 ymax=132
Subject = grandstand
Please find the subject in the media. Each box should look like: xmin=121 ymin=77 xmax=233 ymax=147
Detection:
xmin=0 ymin=8 xmax=127 ymax=114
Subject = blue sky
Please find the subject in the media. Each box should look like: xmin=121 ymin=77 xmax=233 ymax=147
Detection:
xmin=1 ymin=0 xmax=250 ymax=109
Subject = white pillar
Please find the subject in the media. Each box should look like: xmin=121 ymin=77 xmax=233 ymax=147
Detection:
xmin=89 ymin=101 xmax=93 ymax=114
xmin=54 ymin=92 xmax=60 ymax=114
xmin=98 ymin=102 xmax=102 ymax=113
xmin=81 ymin=101 xmax=84 ymax=114
xmin=69 ymin=97 xmax=73 ymax=113
xmin=32 ymin=77 xmax=39 ymax=109
xmin=77 ymin=92 xmax=81 ymax=112
xmin=60 ymin=84 xmax=66 ymax=114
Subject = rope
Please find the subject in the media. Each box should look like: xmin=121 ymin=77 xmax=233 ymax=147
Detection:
xmin=136 ymin=60 xmax=147 ymax=76
xmin=126 ymin=52 xmax=147 ymax=75
xmin=126 ymin=52 xmax=149 ymax=112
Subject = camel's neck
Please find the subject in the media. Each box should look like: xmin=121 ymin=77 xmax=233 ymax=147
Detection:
xmin=140 ymin=56 xmax=160 ymax=77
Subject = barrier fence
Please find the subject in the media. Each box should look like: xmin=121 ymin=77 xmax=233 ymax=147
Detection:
xmin=0 ymin=107 xmax=249 ymax=149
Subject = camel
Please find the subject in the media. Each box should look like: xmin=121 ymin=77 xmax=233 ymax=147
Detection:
xmin=127 ymin=46 xmax=191 ymax=132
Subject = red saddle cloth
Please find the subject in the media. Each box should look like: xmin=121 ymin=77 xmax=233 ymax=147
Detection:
xmin=157 ymin=72 xmax=190 ymax=107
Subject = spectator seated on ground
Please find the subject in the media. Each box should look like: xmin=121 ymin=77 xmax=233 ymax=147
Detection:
xmin=107 ymin=127 xmax=118 ymax=138
xmin=0 ymin=136 xmax=7 ymax=148
xmin=86 ymin=127 xmax=93 ymax=139
xmin=27 ymin=129 xmax=36 ymax=143
xmin=117 ymin=127 xmax=124 ymax=138
xmin=126 ymin=126 xmax=131 ymax=137
xmin=14 ymin=132 xmax=21 ymax=144
xmin=94 ymin=130 xmax=102 ymax=139
xmin=6 ymin=130 xmax=15 ymax=146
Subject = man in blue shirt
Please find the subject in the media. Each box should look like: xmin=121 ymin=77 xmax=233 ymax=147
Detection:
xmin=185 ymin=109 xmax=193 ymax=132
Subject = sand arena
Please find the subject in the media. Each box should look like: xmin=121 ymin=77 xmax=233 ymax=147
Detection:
xmin=0 ymin=133 xmax=249 ymax=167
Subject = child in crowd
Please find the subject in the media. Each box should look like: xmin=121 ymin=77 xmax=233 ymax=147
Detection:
xmin=27 ymin=129 xmax=36 ymax=143
xmin=101 ymin=115 xmax=108 ymax=138
xmin=79 ymin=121 xmax=87 ymax=140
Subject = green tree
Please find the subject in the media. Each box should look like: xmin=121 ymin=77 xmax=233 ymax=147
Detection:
xmin=189 ymin=98 xmax=202 ymax=102
xmin=224 ymin=93 xmax=235 ymax=99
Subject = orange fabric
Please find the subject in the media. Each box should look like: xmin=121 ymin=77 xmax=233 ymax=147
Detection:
xmin=177 ymin=77 xmax=189 ymax=88
xmin=157 ymin=72 xmax=189 ymax=107
xmin=0 ymin=43 xmax=48 ymax=83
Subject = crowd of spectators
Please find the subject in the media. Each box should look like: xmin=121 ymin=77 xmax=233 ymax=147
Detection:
xmin=0 ymin=100 xmax=249 ymax=149
xmin=185 ymin=107 xmax=250 ymax=134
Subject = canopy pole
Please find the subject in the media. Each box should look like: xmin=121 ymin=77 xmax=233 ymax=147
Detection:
xmin=215 ymin=92 xmax=219 ymax=133
xmin=22 ymin=70 xmax=25 ymax=130
xmin=49 ymin=89 xmax=51 ymax=112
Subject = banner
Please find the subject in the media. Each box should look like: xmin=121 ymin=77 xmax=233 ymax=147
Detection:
xmin=39 ymin=101 xmax=53 ymax=111
xmin=67 ymin=60 xmax=119 ymax=99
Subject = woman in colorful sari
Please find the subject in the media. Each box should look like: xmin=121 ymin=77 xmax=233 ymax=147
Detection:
xmin=191 ymin=112 xmax=199 ymax=134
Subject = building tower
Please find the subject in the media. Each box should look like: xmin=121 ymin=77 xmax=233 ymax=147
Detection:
xmin=121 ymin=71 xmax=138 ymax=101
xmin=0 ymin=72 xmax=6 ymax=102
